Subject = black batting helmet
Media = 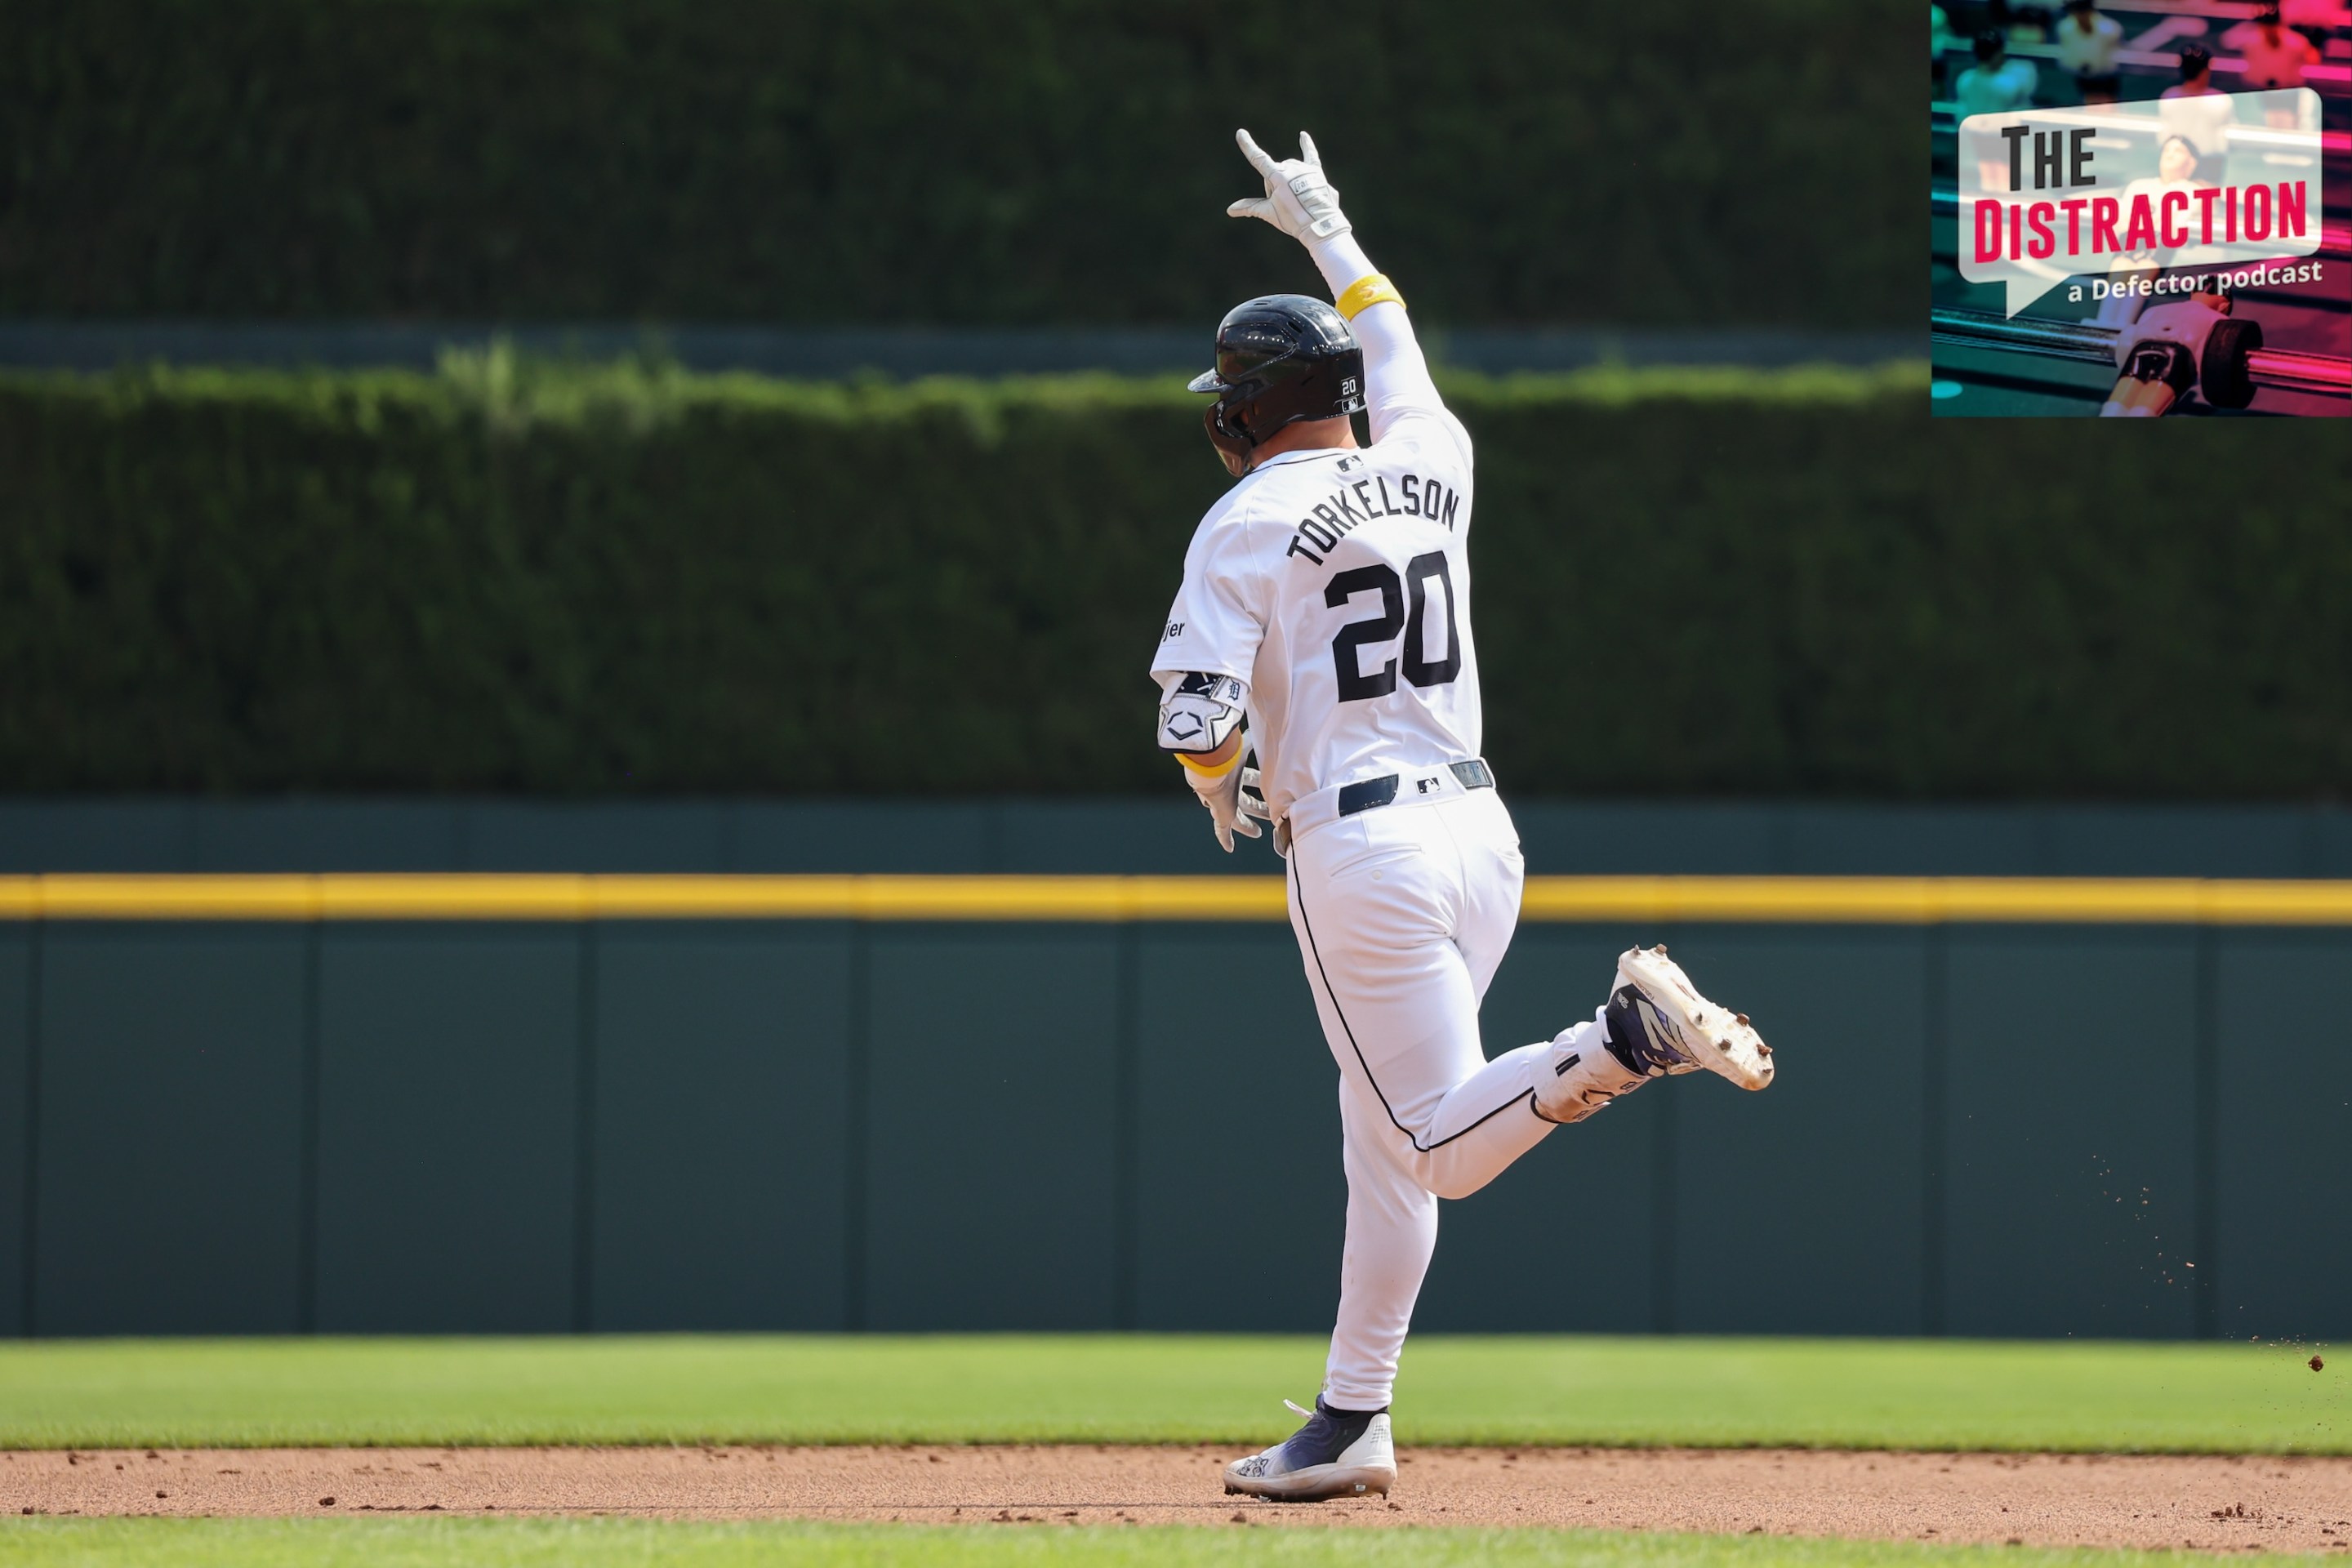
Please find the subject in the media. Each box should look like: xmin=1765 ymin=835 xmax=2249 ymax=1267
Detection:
xmin=1189 ymin=295 xmax=1365 ymax=470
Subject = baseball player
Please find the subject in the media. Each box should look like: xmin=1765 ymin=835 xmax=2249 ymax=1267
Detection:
xmin=1151 ymin=130 xmax=1779 ymax=1503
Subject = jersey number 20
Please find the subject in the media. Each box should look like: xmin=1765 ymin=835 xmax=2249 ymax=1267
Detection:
xmin=1325 ymin=550 xmax=1462 ymax=702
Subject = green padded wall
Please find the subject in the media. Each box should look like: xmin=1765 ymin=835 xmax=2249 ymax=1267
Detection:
xmin=588 ymin=924 xmax=853 ymax=1330
xmin=31 ymin=927 xmax=307 ymax=1334
xmin=859 ymin=929 xmax=1120 ymax=1330
xmin=0 ymin=927 xmax=28 ymax=1336
xmin=3 ymin=802 xmax=2349 ymax=1340
xmin=1941 ymin=932 xmax=2200 ymax=1339
xmin=2214 ymin=932 xmax=2352 ymax=1341
xmin=314 ymin=929 xmax=581 ymax=1332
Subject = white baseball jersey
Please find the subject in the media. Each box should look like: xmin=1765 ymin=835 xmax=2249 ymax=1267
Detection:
xmin=1150 ymin=404 xmax=1477 ymax=825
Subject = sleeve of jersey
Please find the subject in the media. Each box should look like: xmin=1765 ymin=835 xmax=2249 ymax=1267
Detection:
xmin=1304 ymin=232 xmax=1471 ymax=464
xmin=1148 ymin=510 xmax=1268 ymax=690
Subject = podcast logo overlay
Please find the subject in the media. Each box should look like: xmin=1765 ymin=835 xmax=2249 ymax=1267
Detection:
xmin=1957 ymin=91 xmax=2323 ymax=318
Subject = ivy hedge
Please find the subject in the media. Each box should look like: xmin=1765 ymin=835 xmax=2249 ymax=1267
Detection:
xmin=5 ymin=356 xmax=2350 ymax=800
xmin=0 ymin=0 xmax=1909 ymax=327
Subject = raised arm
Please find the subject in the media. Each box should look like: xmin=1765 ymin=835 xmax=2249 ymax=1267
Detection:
xmin=1228 ymin=129 xmax=1467 ymax=459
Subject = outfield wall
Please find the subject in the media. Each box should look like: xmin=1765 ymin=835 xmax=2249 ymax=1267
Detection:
xmin=3 ymin=798 xmax=2349 ymax=1343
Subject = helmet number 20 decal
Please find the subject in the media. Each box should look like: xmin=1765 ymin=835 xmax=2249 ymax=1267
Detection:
xmin=1325 ymin=551 xmax=1463 ymax=702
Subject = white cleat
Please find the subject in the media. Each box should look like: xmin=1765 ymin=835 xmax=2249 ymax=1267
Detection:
xmin=1222 ymin=1396 xmax=1396 ymax=1502
xmin=1612 ymin=944 xmax=1775 ymax=1091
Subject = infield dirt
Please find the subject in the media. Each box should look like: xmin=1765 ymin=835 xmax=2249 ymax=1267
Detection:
xmin=9 ymin=1446 xmax=2352 ymax=1551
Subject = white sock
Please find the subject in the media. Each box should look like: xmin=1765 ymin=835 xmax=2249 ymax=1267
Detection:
xmin=1533 ymin=1015 xmax=1646 ymax=1124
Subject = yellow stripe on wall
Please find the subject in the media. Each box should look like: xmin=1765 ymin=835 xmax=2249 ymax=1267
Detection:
xmin=6 ymin=873 xmax=2352 ymax=924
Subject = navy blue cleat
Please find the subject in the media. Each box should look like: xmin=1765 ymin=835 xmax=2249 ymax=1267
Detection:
xmin=1602 ymin=982 xmax=1702 ymax=1077
xmin=1223 ymin=1396 xmax=1396 ymax=1501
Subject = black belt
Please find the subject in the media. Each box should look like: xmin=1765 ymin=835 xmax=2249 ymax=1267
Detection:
xmin=1336 ymin=759 xmax=1495 ymax=817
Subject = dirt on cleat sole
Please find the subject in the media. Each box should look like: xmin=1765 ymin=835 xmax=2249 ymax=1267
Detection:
xmin=1617 ymin=945 xmax=1775 ymax=1091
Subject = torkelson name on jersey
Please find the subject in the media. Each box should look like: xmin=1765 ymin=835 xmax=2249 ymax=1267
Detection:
xmin=1283 ymin=471 xmax=1462 ymax=567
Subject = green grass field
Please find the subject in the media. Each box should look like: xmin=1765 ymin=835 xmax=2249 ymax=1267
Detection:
xmin=0 ymin=1519 xmax=2338 ymax=1568
xmin=0 ymin=1334 xmax=2341 ymax=1453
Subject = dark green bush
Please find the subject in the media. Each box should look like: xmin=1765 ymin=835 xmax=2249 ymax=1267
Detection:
xmin=0 ymin=0 xmax=1909 ymax=327
xmin=7 ymin=356 xmax=2351 ymax=800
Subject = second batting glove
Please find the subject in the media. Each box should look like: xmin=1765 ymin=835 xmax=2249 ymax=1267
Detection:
xmin=1227 ymin=128 xmax=1352 ymax=243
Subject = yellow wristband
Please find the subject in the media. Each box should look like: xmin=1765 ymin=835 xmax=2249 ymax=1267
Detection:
xmin=1177 ymin=747 xmax=1241 ymax=780
xmin=1334 ymin=273 xmax=1404 ymax=321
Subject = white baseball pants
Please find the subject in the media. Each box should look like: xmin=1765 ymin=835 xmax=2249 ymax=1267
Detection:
xmin=1284 ymin=779 xmax=1613 ymax=1410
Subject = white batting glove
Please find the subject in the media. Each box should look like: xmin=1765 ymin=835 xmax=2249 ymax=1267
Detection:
xmin=1184 ymin=758 xmax=1262 ymax=853
xmin=1227 ymin=128 xmax=1352 ymax=243
xmin=1237 ymin=757 xmax=1272 ymax=825
xmin=1236 ymin=759 xmax=1290 ymax=858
